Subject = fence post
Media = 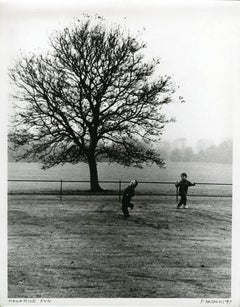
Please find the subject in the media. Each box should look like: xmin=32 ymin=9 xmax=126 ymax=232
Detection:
xmin=60 ymin=179 xmax=63 ymax=202
xmin=119 ymin=180 xmax=122 ymax=202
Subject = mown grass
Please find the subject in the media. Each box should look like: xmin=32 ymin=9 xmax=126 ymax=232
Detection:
xmin=8 ymin=195 xmax=232 ymax=298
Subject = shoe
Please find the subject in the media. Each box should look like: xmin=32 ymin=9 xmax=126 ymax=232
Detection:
xmin=177 ymin=205 xmax=183 ymax=209
xmin=184 ymin=205 xmax=189 ymax=209
xmin=130 ymin=204 xmax=134 ymax=210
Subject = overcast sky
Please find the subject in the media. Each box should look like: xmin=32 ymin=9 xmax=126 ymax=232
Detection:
xmin=4 ymin=0 xmax=240 ymax=147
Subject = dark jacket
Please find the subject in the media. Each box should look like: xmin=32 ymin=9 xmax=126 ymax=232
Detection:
xmin=122 ymin=186 xmax=135 ymax=204
xmin=175 ymin=179 xmax=195 ymax=196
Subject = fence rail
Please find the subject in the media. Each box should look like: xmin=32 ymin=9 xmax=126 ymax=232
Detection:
xmin=8 ymin=179 xmax=232 ymax=201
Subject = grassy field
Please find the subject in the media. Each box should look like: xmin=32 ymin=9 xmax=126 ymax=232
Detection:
xmin=8 ymin=195 xmax=232 ymax=298
xmin=8 ymin=162 xmax=232 ymax=197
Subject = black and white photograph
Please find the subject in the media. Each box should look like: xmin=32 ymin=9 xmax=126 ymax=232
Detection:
xmin=0 ymin=0 xmax=240 ymax=305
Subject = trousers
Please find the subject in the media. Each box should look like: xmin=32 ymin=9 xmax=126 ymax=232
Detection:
xmin=121 ymin=202 xmax=134 ymax=217
xmin=178 ymin=195 xmax=187 ymax=208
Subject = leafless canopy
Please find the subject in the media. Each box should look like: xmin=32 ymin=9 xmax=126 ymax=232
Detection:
xmin=9 ymin=18 xmax=176 ymax=190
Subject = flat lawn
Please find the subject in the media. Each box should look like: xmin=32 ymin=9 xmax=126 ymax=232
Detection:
xmin=8 ymin=195 xmax=232 ymax=298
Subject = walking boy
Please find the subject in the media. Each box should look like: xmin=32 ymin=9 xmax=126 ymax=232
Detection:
xmin=122 ymin=179 xmax=138 ymax=217
xmin=175 ymin=173 xmax=196 ymax=209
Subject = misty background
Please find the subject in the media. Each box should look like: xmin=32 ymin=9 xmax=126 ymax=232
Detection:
xmin=157 ymin=138 xmax=232 ymax=164
xmin=5 ymin=2 xmax=235 ymax=177
xmin=8 ymin=137 xmax=232 ymax=164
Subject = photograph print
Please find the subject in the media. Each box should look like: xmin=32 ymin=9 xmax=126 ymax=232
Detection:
xmin=2 ymin=0 xmax=240 ymax=304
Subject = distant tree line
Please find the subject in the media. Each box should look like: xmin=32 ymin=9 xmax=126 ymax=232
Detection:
xmin=9 ymin=138 xmax=232 ymax=164
xmin=157 ymin=138 xmax=232 ymax=164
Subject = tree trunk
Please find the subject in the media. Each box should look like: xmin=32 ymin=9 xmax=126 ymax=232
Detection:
xmin=87 ymin=153 xmax=103 ymax=192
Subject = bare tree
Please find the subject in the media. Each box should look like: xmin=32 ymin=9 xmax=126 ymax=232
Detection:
xmin=9 ymin=18 xmax=177 ymax=191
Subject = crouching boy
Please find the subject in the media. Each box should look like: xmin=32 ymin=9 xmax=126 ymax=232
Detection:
xmin=122 ymin=179 xmax=138 ymax=217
